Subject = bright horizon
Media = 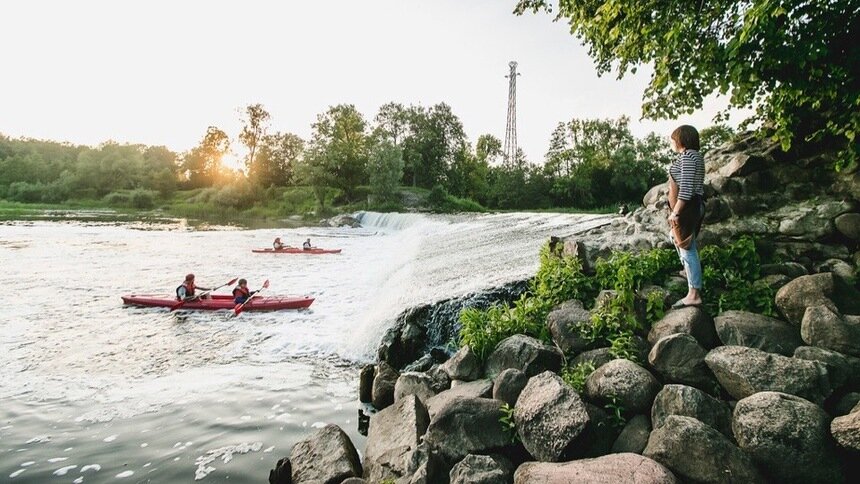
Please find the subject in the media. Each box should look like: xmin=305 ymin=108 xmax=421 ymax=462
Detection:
xmin=0 ymin=0 xmax=740 ymax=163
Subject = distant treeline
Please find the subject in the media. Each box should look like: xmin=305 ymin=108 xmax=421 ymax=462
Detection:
xmin=0 ymin=103 xmax=735 ymax=212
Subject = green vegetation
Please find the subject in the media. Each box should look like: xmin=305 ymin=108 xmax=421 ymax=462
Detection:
xmin=498 ymin=403 xmax=520 ymax=443
xmin=561 ymin=361 xmax=595 ymax=393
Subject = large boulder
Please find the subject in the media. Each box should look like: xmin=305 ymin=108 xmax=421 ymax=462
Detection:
xmin=761 ymin=261 xmax=808 ymax=279
xmin=643 ymin=415 xmax=764 ymax=484
xmin=492 ymin=368 xmax=528 ymax=406
xmin=440 ymin=345 xmax=482 ymax=381
xmin=610 ymin=414 xmax=651 ymax=455
xmin=733 ymin=392 xmax=844 ymax=483
xmin=571 ymin=347 xmax=614 ymax=369
xmin=424 ymin=397 xmax=511 ymax=462
xmin=835 ymin=212 xmax=860 ymax=240
xmin=648 ymin=307 xmax=718 ymax=349
xmin=449 ymin=454 xmax=513 ymax=484
xmin=484 ymin=334 xmax=563 ymax=379
xmin=514 ymin=453 xmax=678 ymax=484
xmin=394 ymin=372 xmax=437 ymax=404
xmin=371 ymin=362 xmax=399 ymax=410
xmin=648 ymin=333 xmax=716 ymax=390
xmin=268 ymin=457 xmax=291 ymax=484
xmin=651 ymin=384 xmax=733 ymax=439
xmin=775 ymin=272 xmax=860 ymax=325
xmin=363 ymin=395 xmax=430 ymax=482
xmin=704 ymin=345 xmax=831 ymax=404
xmin=547 ymin=300 xmax=595 ymax=356
xmin=831 ymin=410 xmax=860 ymax=452
xmin=290 ymin=424 xmax=361 ymax=484
xmin=425 ymin=378 xmax=493 ymax=419
xmin=514 ymin=371 xmax=590 ymax=462
xmin=801 ymin=305 xmax=860 ymax=357
xmin=585 ymin=359 xmax=661 ymax=414
xmin=714 ymin=310 xmax=803 ymax=356
xmin=793 ymin=346 xmax=860 ymax=391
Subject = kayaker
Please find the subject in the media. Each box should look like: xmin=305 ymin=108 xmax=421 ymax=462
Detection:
xmin=231 ymin=278 xmax=258 ymax=304
xmin=176 ymin=273 xmax=212 ymax=301
xmin=273 ymin=237 xmax=285 ymax=250
xmin=303 ymin=238 xmax=313 ymax=250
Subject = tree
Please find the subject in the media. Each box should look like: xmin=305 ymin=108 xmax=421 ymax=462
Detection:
xmin=367 ymin=140 xmax=404 ymax=203
xmin=239 ymin=103 xmax=271 ymax=172
xmin=699 ymin=124 xmax=737 ymax=156
xmin=476 ymin=134 xmax=503 ymax=166
xmin=515 ymin=0 xmax=860 ymax=168
xmin=306 ymin=104 xmax=368 ymax=201
xmin=249 ymin=132 xmax=303 ymax=187
xmin=400 ymin=103 xmax=467 ymax=188
xmin=373 ymin=102 xmax=410 ymax=146
xmin=181 ymin=126 xmax=230 ymax=188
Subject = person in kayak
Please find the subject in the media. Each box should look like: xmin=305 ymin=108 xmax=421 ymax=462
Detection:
xmin=176 ymin=273 xmax=212 ymax=301
xmin=231 ymin=278 xmax=258 ymax=304
xmin=303 ymin=238 xmax=313 ymax=250
xmin=273 ymin=237 xmax=285 ymax=250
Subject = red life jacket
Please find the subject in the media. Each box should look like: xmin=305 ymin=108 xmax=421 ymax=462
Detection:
xmin=176 ymin=281 xmax=196 ymax=300
xmin=233 ymin=286 xmax=251 ymax=298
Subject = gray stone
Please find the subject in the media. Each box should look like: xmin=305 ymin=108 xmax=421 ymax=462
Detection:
xmin=758 ymin=274 xmax=791 ymax=292
xmin=835 ymin=212 xmax=860 ymax=240
xmin=704 ymin=346 xmax=831 ymax=404
xmin=371 ymin=362 xmax=399 ymax=410
xmin=440 ymin=345 xmax=482 ymax=381
xmin=585 ymin=359 xmax=661 ymax=414
xmin=424 ymin=364 xmax=452 ymax=393
xmin=835 ymin=392 xmax=860 ymax=416
xmin=424 ymin=398 xmax=510 ymax=462
xmin=290 ymin=424 xmax=361 ymax=484
xmin=393 ymin=372 xmax=436 ymax=405
xmin=359 ymin=364 xmax=375 ymax=404
xmin=570 ymin=347 xmax=614 ymax=369
xmin=775 ymin=272 xmax=848 ymax=326
xmin=733 ymin=392 xmax=844 ymax=484
xmin=801 ymin=305 xmax=860 ymax=357
xmin=425 ymin=378 xmax=493 ymax=419
xmin=514 ymin=371 xmax=590 ymax=462
xmin=776 ymin=200 xmax=848 ymax=239
xmin=340 ymin=479 xmax=366 ymax=484
xmin=648 ymin=333 xmax=716 ymax=390
xmin=643 ymin=182 xmax=668 ymax=208
xmin=708 ymin=175 xmax=742 ymax=194
xmin=793 ymin=346 xmax=860 ymax=391
xmin=718 ymin=153 xmax=770 ymax=178
xmin=268 ymin=457 xmax=291 ymax=484
xmin=643 ymin=415 xmax=764 ymax=484
xmin=648 ymin=307 xmax=718 ymax=349
xmin=449 ymin=454 xmax=513 ymax=484
xmin=484 ymin=334 xmax=563 ymax=379
xmin=364 ymin=395 xmax=430 ymax=482
xmin=832 ymin=411 xmax=860 ymax=452
xmin=761 ymin=261 xmax=808 ymax=279
xmin=816 ymin=258 xmax=856 ymax=283
xmin=397 ymin=440 xmax=446 ymax=484
xmin=714 ymin=310 xmax=803 ymax=356
xmin=547 ymin=300 xmax=594 ymax=356
xmin=651 ymin=384 xmax=733 ymax=439
xmin=492 ymin=368 xmax=528 ymax=406
xmin=514 ymin=453 xmax=679 ymax=484
xmin=610 ymin=414 xmax=651 ymax=455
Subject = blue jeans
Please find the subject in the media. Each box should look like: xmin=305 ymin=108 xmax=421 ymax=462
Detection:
xmin=674 ymin=238 xmax=703 ymax=289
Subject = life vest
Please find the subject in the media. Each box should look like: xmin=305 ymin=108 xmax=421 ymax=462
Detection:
xmin=233 ymin=286 xmax=251 ymax=298
xmin=176 ymin=282 xmax=195 ymax=300
xmin=303 ymin=241 xmax=311 ymax=249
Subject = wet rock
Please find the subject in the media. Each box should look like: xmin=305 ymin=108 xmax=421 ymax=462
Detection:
xmin=643 ymin=415 xmax=763 ymax=484
xmin=359 ymin=365 xmax=375 ymax=403
xmin=651 ymin=384 xmax=733 ymax=439
xmin=424 ymin=364 xmax=452 ymax=393
xmin=514 ymin=371 xmax=590 ymax=462
xmin=424 ymin=397 xmax=510 ymax=462
xmin=793 ymin=346 xmax=860 ymax=391
xmin=585 ymin=359 xmax=661 ymax=414
xmin=733 ymin=392 xmax=844 ymax=483
xmin=648 ymin=333 xmax=716 ymax=390
xmin=648 ymin=307 xmax=718 ymax=349
xmin=484 ymin=334 xmax=563 ymax=379
xmin=364 ymin=395 xmax=430 ymax=482
xmin=449 ymin=454 xmax=513 ymax=484
xmin=377 ymin=313 xmax=427 ymax=369
xmin=802 ymin=305 xmax=860 ymax=357
xmin=290 ymin=424 xmax=361 ymax=484
xmin=394 ymin=372 xmax=436 ymax=405
xmin=714 ymin=310 xmax=802 ymax=356
xmin=761 ymin=261 xmax=808 ymax=279
xmin=268 ymin=457 xmax=291 ymax=484
xmin=775 ymin=272 xmax=860 ymax=326
xmin=371 ymin=362 xmax=399 ymax=410
xmin=492 ymin=368 xmax=528 ymax=406
xmin=425 ymin=378 xmax=493 ymax=419
xmin=515 ymin=453 xmax=679 ymax=484
xmin=547 ymin=300 xmax=594 ymax=356
xmin=610 ymin=414 xmax=651 ymax=455
xmin=402 ymin=353 xmax=435 ymax=373
xmin=440 ymin=345 xmax=482 ymax=381
xmin=832 ymin=410 xmax=860 ymax=452
xmin=835 ymin=212 xmax=860 ymax=240
xmin=399 ymin=440 xmax=446 ymax=484
xmin=570 ymin=347 xmax=614 ymax=369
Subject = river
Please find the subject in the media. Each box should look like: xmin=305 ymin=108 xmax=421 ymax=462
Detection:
xmin=0 ymin=211 xmax=611 ymax=482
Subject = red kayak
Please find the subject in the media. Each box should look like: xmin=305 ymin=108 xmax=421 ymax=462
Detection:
xmin=122 ymin=294 xmax=314 ymax=311
xmin=252 ymin=247 xmax=342 ymax=254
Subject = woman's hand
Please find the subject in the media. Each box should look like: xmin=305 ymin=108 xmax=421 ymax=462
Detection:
xmin=667 ymin=212 xmax=679 ymax=226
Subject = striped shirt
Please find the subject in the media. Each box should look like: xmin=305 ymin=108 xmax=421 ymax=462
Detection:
xmin=669 ymin=149 xmax=705 ymax=201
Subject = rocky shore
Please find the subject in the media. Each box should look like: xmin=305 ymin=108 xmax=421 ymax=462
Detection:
xmin=268 ymin=136 xmax=860 ymax=483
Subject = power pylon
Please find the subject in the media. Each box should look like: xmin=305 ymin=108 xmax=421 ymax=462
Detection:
xmin=503 ymin=61 xmax=520 ymax=167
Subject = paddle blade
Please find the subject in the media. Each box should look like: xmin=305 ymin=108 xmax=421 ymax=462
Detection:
xmin=169 ymin=300 xmax=185 ymax=311
xmin=262 ymin=279 xmax=270 ymax=289
xmin=233 ymin=304 xmax=243 ymax=316
xmin=226 ymin=277 xmax=238 ymax=286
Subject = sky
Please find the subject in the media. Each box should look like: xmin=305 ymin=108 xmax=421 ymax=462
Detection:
xmin=0 ymin=0 xmax=740 ymax=164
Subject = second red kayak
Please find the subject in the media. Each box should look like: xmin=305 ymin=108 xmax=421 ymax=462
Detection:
xmin=122 ymin=294 xmax=314 ymax=311
xmin=252 ymin=247 xmax=342 ymax=254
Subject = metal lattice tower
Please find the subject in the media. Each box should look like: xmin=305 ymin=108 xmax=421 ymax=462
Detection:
xmin=504 ymin=61 xmax=520 ymax=166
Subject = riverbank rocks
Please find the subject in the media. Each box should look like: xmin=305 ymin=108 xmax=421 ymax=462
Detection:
xmin=513 ymin=371 xmax=590 ymax=462
xmin=268 ymin=457 xmax=291 ymax=484
xmin=704 ymin=345 xmax=831 ymax=403
xmin=648 ymin=333 xmax=715 ymax=390
xmin=714 ymin=310 xmax=803 ymax=356
xmin=775 ymin=272 xmax=860 ymax=325
xmin=394 ymin=372 xmax=436 ymax=404
xmin=571 ymin=347 xmax=614 ymax=368
xmin=835 ymin=212 xmax=860 ymax=240
xmin=424 ymin=397 xmax=510 ymax=462
xmin=651 ymin=385 xmax=733 ymax=439
xmin=289 ymin=424 xmax=361 ymax=484
xmin=547 ymin=299 xmax=594 ymax=355
xmin=484 ymin=334 xmax=563 ymax=379
xmin=515 ymin=453 xmax=678 ymax=484
xmin=644 ymin=415 xmax=763 ymax=483
xmin=648 ymin=307 xmax=718 ymax=349
xmin=425 ymin=378 xmax=493 ymax=419
xmin=449 ymin=454 xmax=513 ymax=484
xmin=585 ymin=359 xmax=661 ymax=414
xmin=831 ymin=409 xmax=860 ymax=451
xmin=733 ymin=392 xmax=843 ymax=483
xmin=440 ymin=345 xmax=481 ymax=381
xmin=371 ymin=362 xmax=399 ymax=409
xmin=794 ymin=346 xmax=860 ymax=391
xmin=364 ymin=395 xmax=429 ymax=482
xmin=492 ymin=368 xmax=528 ymax=406
xmin=610 ymin=414 xmax=651 ymax=454
xmin=801 ymin=305 xmax=860 ymax=357
xmin=359 ymin=364 xmax=374 ymax=403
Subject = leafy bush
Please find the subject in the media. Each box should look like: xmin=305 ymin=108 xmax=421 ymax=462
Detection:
xmin=498 ymin=403 xmax=519 ymax=443
xmin=561 ymin=361 xmax=596 ymax=393
xmin=701 ymin=236 xmax=775 ymax=316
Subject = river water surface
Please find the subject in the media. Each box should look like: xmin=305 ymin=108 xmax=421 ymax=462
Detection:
xmin=0 ymin=211 xmax=611 ymax=483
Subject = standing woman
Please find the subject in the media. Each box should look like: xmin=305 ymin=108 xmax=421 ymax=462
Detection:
xmin=667 ymin=125 xmax=706 ymax=309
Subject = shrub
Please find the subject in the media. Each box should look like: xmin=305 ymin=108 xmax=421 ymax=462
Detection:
xmin=561 ymin=361 xmax=596 ymax=393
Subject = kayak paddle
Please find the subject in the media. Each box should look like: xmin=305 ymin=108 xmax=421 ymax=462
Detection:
xmin=232 ymin=279 xmax=270 ymax=316
xmin=170 ymin=277 xmax=238 ymax=311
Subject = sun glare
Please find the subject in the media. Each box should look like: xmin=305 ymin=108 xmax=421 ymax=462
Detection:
xmin=220 ymin=152 xmax=244 ymax=171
